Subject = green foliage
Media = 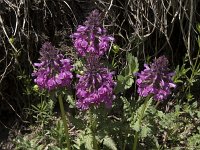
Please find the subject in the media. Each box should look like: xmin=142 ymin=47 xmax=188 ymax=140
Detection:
xmin=102 ymin=136 xmax=117 ymax=150
xmin=115 ymin=53 xmax=138 ymax=94
xmin=188 ymin=133 xmax=200 ymax=148
xmin=72 ymin=107 xmax=118 ymax=150
xmin=121 ymin=96 xmax=152 ymax=133
xmin=7 ymin=4 xmax=200 ymax=150
xmin=13 ymin=27 xmax=200 ymax=150
xmin=31 ymin=99 xmax=54 ymax=126
xmin=73 ymin=59 xmax=84 ymax=75
xmin=173 ymin=63 xmax=190 ymax=84
xmin=15 ymin=135 xmax=45 ymax=150
xmin=112 ymin=44 xmax=120 ymax=54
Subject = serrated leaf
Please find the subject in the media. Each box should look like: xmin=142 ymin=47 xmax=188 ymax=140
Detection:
xmin=121 ymin=96 xmax=132 ymax=119
xmin=114 ymin=75 xmax=126 ymax=94
xmin=192 ymin=101 xmax=198 ymax=108
xmin=131 ymin=98 xmax=152 ymax=130
xmin=73 ymin=137 xmax=82 ymax=150
xmin=36 ymin=145 xmax=45 ymax=150
xmin=84 ymin=134 xmax=93 ymax=150
xmin=157 ymin=111 xmax=165 ymax=118
xmin=122 ymin=53 xmax=139 ymax=76
xmin=117 ymin=75 xmax=125 ymax=82
xmin=73 ymin=131 xmax=85 ymax=150
xmin=115 ymin=75 xmax=134 ymax=94
xmin=141 ymin=125 xmax=151 ymax=138
xmin=102 ymin=136 xmax=117 ymax=150
xmin=131 ymin=120 xmax=140 ymax=132
xmin=67 ymin=94 xmax=75 ymax=108
xmin=137 ymin=98 xmax=152 ymax=118
xmin=127 ymin=53 xmax=139 ymax=74
xmin=124 ymin=76 xmax=134 ymax=89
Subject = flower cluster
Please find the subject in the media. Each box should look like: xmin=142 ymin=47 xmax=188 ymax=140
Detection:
xmin=71 ymin=10 xmax=116 ymax=110
xmin=136 ymin=56 xmax=176 ymax=101
xmin=76 ymin=67 xmax=115 ymax=110
xmin=32 ymin=42 xmax=73 ymax=91
xmin=71 ymin=9 xmax=114 ymax=57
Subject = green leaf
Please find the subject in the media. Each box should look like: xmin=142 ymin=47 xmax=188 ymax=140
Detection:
xmin=197 ymin=111 xmax=200 ymax=118
xmin=121 ymin=96 xmax=133 ymax=119
xmin=127 ymin=53 xmax=139 ymax=75
xmin=141 ymin=125 xmax=151 ymax=138
xmin=112 ymin=44 xmax=120 ymax=54
xmin=124 ymin=76 xmax=134 ymax=89
xmin=114 ymin=75 xmax=125 ymax=94
xmin=9 ymin=36 xmax=15 ymax=44
xmin=131 ymin=120 xmax=140 ymax=132
xmin=198 ymin=36 xmax=200 ymax=48
xmin=115 ymin=53 xmax=138 ymax=93
xmin=173 ymin=64 xmax=190 ymax=83
xmin=130 ymin=98 xmax=152 ymax=131
xmin=157 ymin=110 xmax=165 ymax=118
xmin=67 ymin=94 xmax=75 ymax=108
xmin=122 ymin=53 xmax=139 ymax=76
xmin=84 ymin=134 xmax=93 ymax=150
xmin=197 ymin=23 xmax=200 ymax=34
xmin=102 ymin=136 xmax=117 ymax=150
xmin=36 ymin=145 xmax=45 ymax=150
xmin=114 ymin=75 xmax=134 ymax=94
xmin=188 ymin=134 xmax=200 ymax=147
xmin=117 ymin=75 xmax=125 ymax=82
xmin=73 ymin=131 xmax=85 ymax=150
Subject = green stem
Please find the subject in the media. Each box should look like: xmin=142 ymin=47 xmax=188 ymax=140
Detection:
xmin=123 ymin=126 xmax=129 ymax=150
xmin=132 ymin=97 xmax=149 ymax=150
xmin=89 ymin=108 xmax=98 ymax=150
xmin=132 ymin=131 xmax=139 ymax=150
xmin=58 ymin=94 xmax=71 ymax=150
xmin=155 ymin=101 xmax=160 ymax=109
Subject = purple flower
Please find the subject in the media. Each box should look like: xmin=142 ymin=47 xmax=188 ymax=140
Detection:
xmin=76 ymin=67 xmax=116 ymax=110
xmin=72 ymin=10 xmax=116 ymax=110
xmin=136 ymin=56 xmax=176 ymax=101
xmin=71 ymin=9 xmax=114 ymax=57
xmin=32 ymin=42 xmax=73 ymax=91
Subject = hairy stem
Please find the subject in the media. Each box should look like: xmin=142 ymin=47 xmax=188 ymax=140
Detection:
xmin=89 ymin=108 xmax=98 ymax=150
xmin=58 ymin=94 xmax=71 ymax=150
xmin=133 ymin=97 xmax=149 ymax=150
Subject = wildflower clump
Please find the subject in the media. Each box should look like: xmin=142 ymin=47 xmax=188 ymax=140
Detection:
xmin=32 ymin=42 xmax=73 ymax=90
xmin=136 ymin=56 xmax=176 ymax=100
xmin=72 ymin=9 xmax=115 ymax=110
